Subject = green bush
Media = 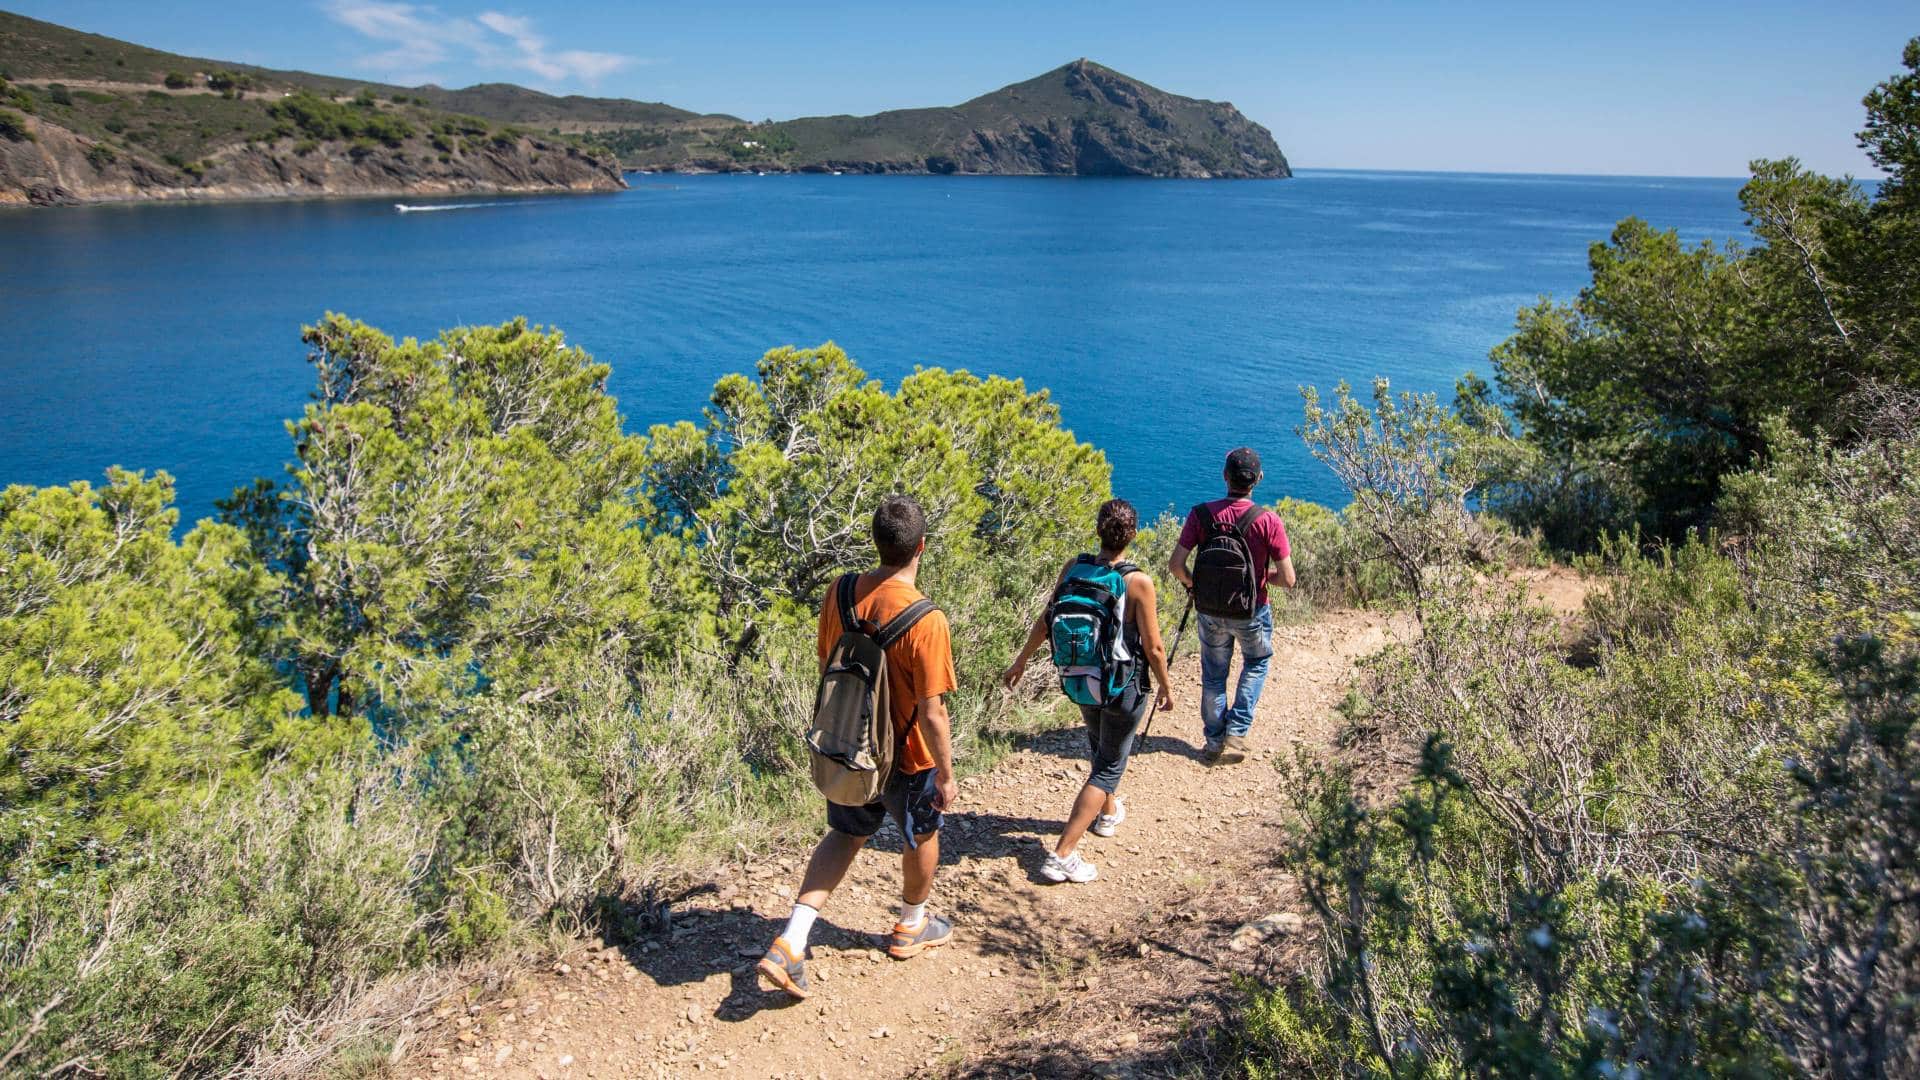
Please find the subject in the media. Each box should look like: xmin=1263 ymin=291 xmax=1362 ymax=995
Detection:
xmin=0 ymin=317 xmax=1117 ymax=1073
xmin=0 ymin=107 xmax=30 ymax=142
xmin=85 ymin=142 xmax=115 ymax=169
xmin=267 ymin=92 xmax=413 ymax=148
xmin=1468 ymin=39 xmax=1920 ymax=547
xmin=1239 ymin=378 xmax=1920 ymax=1076
xmin=163 ymin=71 xmax=189 ymax=89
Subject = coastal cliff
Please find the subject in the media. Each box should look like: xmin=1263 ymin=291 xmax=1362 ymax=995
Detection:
xmin=619 ymin=60 xmax=1291 ymax=178
xmin=0 ymin=110 xmax=624 ymax=206
xmin=0 ymin=12 xmax=624 ymax=207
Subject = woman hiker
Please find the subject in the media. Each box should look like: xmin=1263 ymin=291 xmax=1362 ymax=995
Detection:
xmin=1001 ymin=498 xmax=1173 ymax=883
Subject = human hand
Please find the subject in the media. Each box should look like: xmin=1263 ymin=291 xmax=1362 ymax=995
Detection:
xmin=933 ymin=772 xmax=958 ymax=812
xmin=1156 ymin=685 xmax=1174 ymax=712
xmin=1000 ymin=658 xmax=1026 ymax=691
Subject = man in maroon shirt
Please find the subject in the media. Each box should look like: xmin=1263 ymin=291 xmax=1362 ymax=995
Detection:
xmin=1167 ymin=448 xmax=1296 ymax=764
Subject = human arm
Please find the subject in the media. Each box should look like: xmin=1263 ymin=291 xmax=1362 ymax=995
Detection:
xmin=1168 ymin=544 xmax=1194 ymax=590
xmin=1002 ymin=614 xmax=1052 ymax=689
xmin=1002 ymin=558 xmax=1074 ymax=689
xmin=918 ymin=693 xmax=957 ymax=811
xmin=1168 ymin=508 xmax=1203 ymax=590
xmin=1264 ymin=516 xmax=1296 ymax=589
xmin=1128 ymin=572 xmax=1175 ymax=711
xmin=1269 ymin=555 xmax=1297 ymax=589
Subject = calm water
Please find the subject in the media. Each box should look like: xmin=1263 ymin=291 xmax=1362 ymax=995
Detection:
xmin=0 ymin=170 xmax=1749 ymax=523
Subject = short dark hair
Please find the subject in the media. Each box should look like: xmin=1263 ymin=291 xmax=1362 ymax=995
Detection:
xmin=1225 ymin=447 xmax=1262 ymax=493
xmin=1096 ymin=498 xmax=1138 ymax=553
xmin=872 ymin=495 xmax=927 ymax=567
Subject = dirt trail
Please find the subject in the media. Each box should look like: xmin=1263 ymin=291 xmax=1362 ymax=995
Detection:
xmin=395 ymin=605 xmax=1417 ymax=1079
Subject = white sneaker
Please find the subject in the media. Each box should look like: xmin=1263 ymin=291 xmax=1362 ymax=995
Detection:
xmin=1040 ymin=850 xmax=1098 ymax=883
xmin=1091 ymin=798 xmax=1126 ymax=838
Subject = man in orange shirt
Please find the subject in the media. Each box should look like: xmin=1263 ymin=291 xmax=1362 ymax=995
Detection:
xmin=757 ymin=496 xmax=960 ymax=1000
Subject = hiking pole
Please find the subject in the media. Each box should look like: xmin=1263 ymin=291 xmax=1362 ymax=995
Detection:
xmin=1137 ymin=592 xmax=1194 ymax=752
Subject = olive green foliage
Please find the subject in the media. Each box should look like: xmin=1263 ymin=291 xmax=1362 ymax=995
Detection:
xmin=0 ymin=106 xmax=29 ymax=141
xmin=223 ymin=315 xmax=656 ymax=727
xmin=643 ymin=344 xmax=1110 ymax=664
xmin=267 ymin=91 xmax=413 ymax=146
xmin=3 ymin=756 xmax=440 ymax=1076
xmin=1472 ymin=38 xmax=1920 ymax=548
xmin=1241 ymin=379 xmax=1920 ymax=1076
xmin=0 ymin=471 xmax=309 ymax=852
xmin=0 ymin=319 xmax=1115 ymax=1075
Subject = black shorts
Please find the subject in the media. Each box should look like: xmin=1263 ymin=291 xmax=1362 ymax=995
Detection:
xmin=826 ymin=767 xmax=942 ymax=847
xmin=1079 ymin=691 xmax=1149 ymax=795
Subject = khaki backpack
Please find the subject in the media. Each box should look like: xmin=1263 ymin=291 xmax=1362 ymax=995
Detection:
xmin=808 ymin=573 xmax=939 ymax=806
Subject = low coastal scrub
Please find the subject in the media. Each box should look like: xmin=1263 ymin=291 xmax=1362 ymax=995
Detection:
xmin=0 ymin=318 xmax=1126 ymax=1073
xmin=266 ymin=91 xmax=413 ymax=147
xmin=1232 ymin=39 xmax=1920 ymax=1079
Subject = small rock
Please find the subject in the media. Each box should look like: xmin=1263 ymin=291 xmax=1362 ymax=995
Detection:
xmin=869 ymin=1027 xmax=891 ymax=1039
xmin=1230 ymin=912 xmax=1305 ymax=952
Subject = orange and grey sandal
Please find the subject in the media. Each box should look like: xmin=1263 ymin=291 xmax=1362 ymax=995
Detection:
xmin=887 ymin=913 xmax=953 ymax=959
xmin=756 ymin=939 xmax=810 ymax=1000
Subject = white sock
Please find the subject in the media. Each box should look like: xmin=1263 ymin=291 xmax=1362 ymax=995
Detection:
xmin=778 ymin=903 xmax=819 ymax=952
xmin=898 ymin=899 xmax=927 ymax=928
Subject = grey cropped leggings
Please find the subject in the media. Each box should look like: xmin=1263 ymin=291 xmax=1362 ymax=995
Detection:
xmin=1078 ymin=691 xmax=1149 ymax=794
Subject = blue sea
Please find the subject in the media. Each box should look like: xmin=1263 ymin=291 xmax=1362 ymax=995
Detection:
xmin=0 ymin=170 xmax=1749 ymax=523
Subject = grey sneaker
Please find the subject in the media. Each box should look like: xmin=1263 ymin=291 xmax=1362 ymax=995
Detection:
xmin=1041 ymin=850 xmax=1098 ymax=883
xmin=887 ymin=912 xmax=953 ymax=959
xmin=756 ymin=939 xmax=810 ymax=1000
xmin=1218 ymin=735 xmax=1249 ymax=765
xmin=1091 ymin=797 xmax=1126 ymax=838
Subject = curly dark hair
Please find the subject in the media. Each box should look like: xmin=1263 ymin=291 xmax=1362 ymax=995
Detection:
xmin=1096 ymin=498 xmax=1138 ymax=553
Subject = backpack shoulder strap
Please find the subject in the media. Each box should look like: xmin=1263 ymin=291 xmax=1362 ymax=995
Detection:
xmin=1232 ymin=505 xmax=1268 ymax=540
xmin=874 ymin=599 xmax=939 ymax=650
xmin=1113 ymin=561 xmax=1142 ymax=578
xmin=835 ymin=573 xmax=861 ymax=634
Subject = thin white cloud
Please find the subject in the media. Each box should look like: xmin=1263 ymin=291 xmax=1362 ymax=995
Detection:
xmin=475 ymin=10 xmax=629 ymax=82
xmin=325 ymin=2 xmax=635 ymax=86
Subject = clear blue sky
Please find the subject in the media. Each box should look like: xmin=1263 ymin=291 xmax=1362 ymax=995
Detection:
xmin=14 ymin=1 xmax=1913 ymax=176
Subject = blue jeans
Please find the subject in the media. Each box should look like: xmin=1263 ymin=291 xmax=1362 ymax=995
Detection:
xmin=1198 ymin=605 xmax=1274 ymax=741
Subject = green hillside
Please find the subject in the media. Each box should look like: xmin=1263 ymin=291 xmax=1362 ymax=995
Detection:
xmin=620 ymin=59 xmax=1291 ymax=177
xmin=0 ymin=11 xmax=627 ymax=203
xmin=1 ymin=13 xmax=1288 ymax=178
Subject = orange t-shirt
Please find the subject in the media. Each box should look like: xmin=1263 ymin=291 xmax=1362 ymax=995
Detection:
xmin=817 ymin=574 xmax=957 ymax=775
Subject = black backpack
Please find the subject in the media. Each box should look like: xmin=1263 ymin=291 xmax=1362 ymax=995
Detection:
xmin=807 ymin=573 xmax=939 ymax=806
xmin=1190 ymin=503 xmax=1269 ymax=619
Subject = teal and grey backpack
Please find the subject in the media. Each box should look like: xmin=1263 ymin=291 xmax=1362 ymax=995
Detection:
xmin=1047 ymin=555 xmax=1140 ymax=708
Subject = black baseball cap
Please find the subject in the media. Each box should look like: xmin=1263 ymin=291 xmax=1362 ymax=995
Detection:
xmin=1225 ymin=447 xmax=1262 ymax=488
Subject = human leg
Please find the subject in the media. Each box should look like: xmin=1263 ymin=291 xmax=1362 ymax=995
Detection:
xmin=795 ymin=828 xmax=868 ymax=911
xmin=762 ymin=824 xmax=868 ymax=999
xmin=1197 ymin=613 xmax=1235 ymax=746
xmin=1224 ymin=606 xmax=1275 ymax=738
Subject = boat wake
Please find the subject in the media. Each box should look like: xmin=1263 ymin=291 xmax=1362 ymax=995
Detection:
xmin=393 ymin=202 xmax=510 ymax=213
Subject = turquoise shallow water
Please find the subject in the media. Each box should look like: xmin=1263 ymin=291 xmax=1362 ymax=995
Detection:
xmin=0 ymin=169 xmax=1748 ymax=522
